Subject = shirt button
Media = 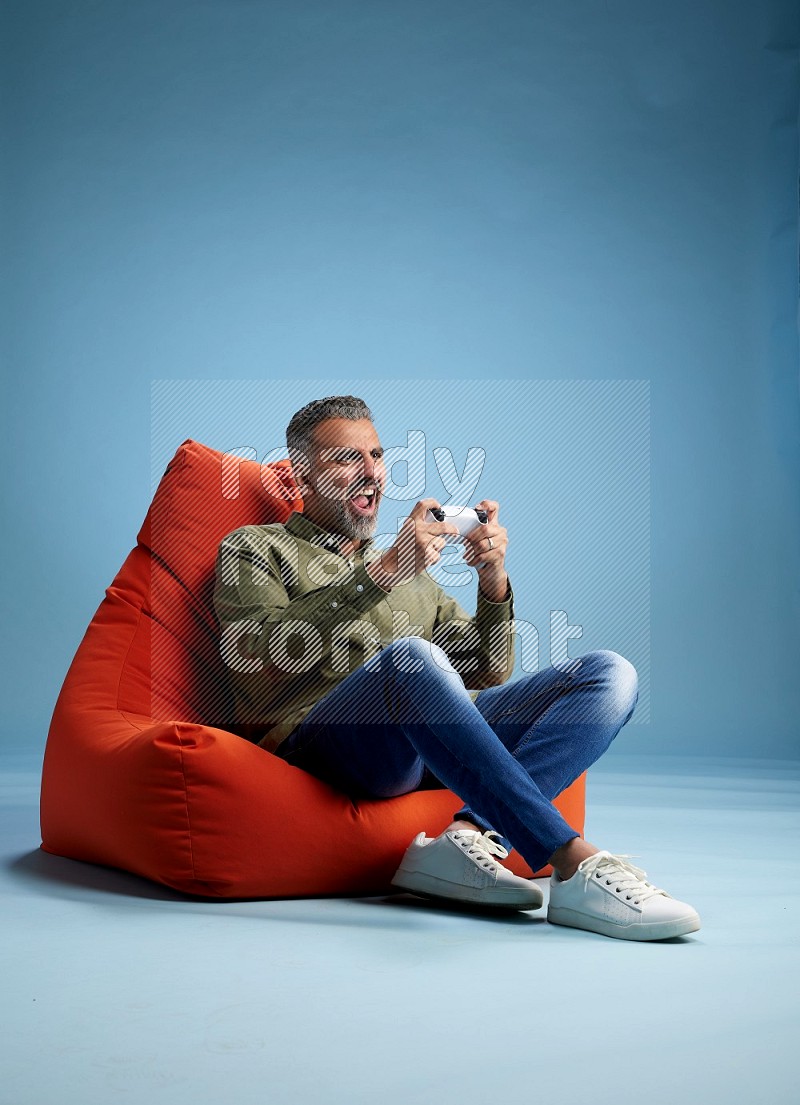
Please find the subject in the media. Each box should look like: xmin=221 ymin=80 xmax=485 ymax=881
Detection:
xmin=356 ymin=584 xmax=364 ymax=593
xmin=330 ymin=600 xmax=338 ymax=609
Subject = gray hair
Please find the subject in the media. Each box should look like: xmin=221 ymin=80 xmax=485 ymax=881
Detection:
xmin=286 ymin=395 xmax=373 ymax=473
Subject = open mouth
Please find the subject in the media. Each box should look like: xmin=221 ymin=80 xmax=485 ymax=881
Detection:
xmin=348 ymin=487 xmax=379 ymax=516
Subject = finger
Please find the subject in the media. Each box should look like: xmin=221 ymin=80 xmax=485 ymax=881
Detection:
xmin=409 ymin=498 xmax=443 ymax=520
xmin=427 ymin=522 xmax=461 ymax=537
xmin=463 ymin=524 xmax=503 ymax=552
xmin=416 ymin=519 xmax=460 ymax=538
xmin=465 ymin=538 xmax=505 ymax=563
xmin=468 ymin=523 xmax=502 ymax=541
xmin=475 ymin=499 xmax=499 ymax=524
xmin=424 ymin=539 xmax=444 ymax=564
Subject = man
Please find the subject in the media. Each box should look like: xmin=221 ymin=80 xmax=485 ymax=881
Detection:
xmin=214 ymin=395 xmax=700 ymax=941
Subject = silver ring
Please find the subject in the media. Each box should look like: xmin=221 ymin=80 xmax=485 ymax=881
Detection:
xmin=487 ymin=537 xmax=494 ymax=550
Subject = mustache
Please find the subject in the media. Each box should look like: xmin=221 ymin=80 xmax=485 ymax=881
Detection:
xmin=310 ymin=472 xmax=384 ymax=500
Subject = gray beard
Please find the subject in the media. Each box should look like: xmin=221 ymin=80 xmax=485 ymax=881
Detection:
xmin=327 ymin=498 xmax=377 ymax=544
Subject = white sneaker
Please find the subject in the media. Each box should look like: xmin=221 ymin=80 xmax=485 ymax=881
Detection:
xmin=390 ymin=829 xmax=544 ymax=910
xmin=547 ymin=850 xmax=701 ymax=941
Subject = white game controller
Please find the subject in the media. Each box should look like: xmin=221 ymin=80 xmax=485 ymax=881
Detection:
xmin=425 ymin=505 xmax=488 ymax=541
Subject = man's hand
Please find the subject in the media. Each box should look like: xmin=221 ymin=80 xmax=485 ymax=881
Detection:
xmin=462 ymin=499 xmax=510 ymax=603
xmin=365 ymin=498 xmax=460 ymax=591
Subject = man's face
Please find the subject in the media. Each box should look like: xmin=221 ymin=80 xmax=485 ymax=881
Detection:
xmin=297 ymin=417 xmax=386 ymax=544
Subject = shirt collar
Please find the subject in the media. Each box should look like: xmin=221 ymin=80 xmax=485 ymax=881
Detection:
xmin=285 ymin=510 xmax=374 ymax=554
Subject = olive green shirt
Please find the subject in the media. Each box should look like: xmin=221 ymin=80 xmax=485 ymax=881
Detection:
xmin=213 ymin=511 xmax=516 ymax=753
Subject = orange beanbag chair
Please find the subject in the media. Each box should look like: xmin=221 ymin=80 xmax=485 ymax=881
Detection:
xmin=40 ymin=438 xmax=585 ymax=898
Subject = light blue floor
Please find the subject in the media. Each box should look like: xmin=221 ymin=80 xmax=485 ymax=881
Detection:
xmin=2 ymin=749 xmax=798 ymax=1105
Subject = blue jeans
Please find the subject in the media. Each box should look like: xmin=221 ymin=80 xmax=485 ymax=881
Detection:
xmin=273 ymin=638 xmax=639 ymax=873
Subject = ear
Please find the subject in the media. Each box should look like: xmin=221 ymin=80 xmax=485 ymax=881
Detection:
xmin=289 ymin=449 xmax=313 ymax=497
xmin=291 ymin=469 xmax=312 ymax=498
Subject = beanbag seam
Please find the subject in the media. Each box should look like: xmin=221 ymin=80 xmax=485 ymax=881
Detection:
xmin=114 ymin=605 xmax=146 ymax=714
xmin=173 ymin=727 xmax=198 ymax=883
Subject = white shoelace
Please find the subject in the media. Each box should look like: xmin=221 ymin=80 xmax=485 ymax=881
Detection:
xmin=578 ymin=851 xmax=666 ymax=905
xmin=452 ymin=830 xmax=510 ymax=869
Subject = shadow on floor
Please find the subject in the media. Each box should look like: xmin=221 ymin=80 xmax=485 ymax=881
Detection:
xmin=8 ymin=848 xmax=190 ymax=902
xmin=6 ymin=848 xmax=545 ymax=928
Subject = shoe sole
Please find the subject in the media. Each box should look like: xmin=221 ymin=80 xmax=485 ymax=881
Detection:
xmin=547 ymin=905 xmax=701 ymax=941
xmin=391 ymin=868 xmax=544 ymax=911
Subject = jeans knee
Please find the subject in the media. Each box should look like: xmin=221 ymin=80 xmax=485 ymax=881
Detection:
xmin=374 ymin=635 xmax=457 ymax=679
xmin=580 ymin=649 xmax=639 ymax=720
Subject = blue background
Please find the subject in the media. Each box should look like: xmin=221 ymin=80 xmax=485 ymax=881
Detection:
xmin=3 ymin=0 xmax=798 ymax=759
